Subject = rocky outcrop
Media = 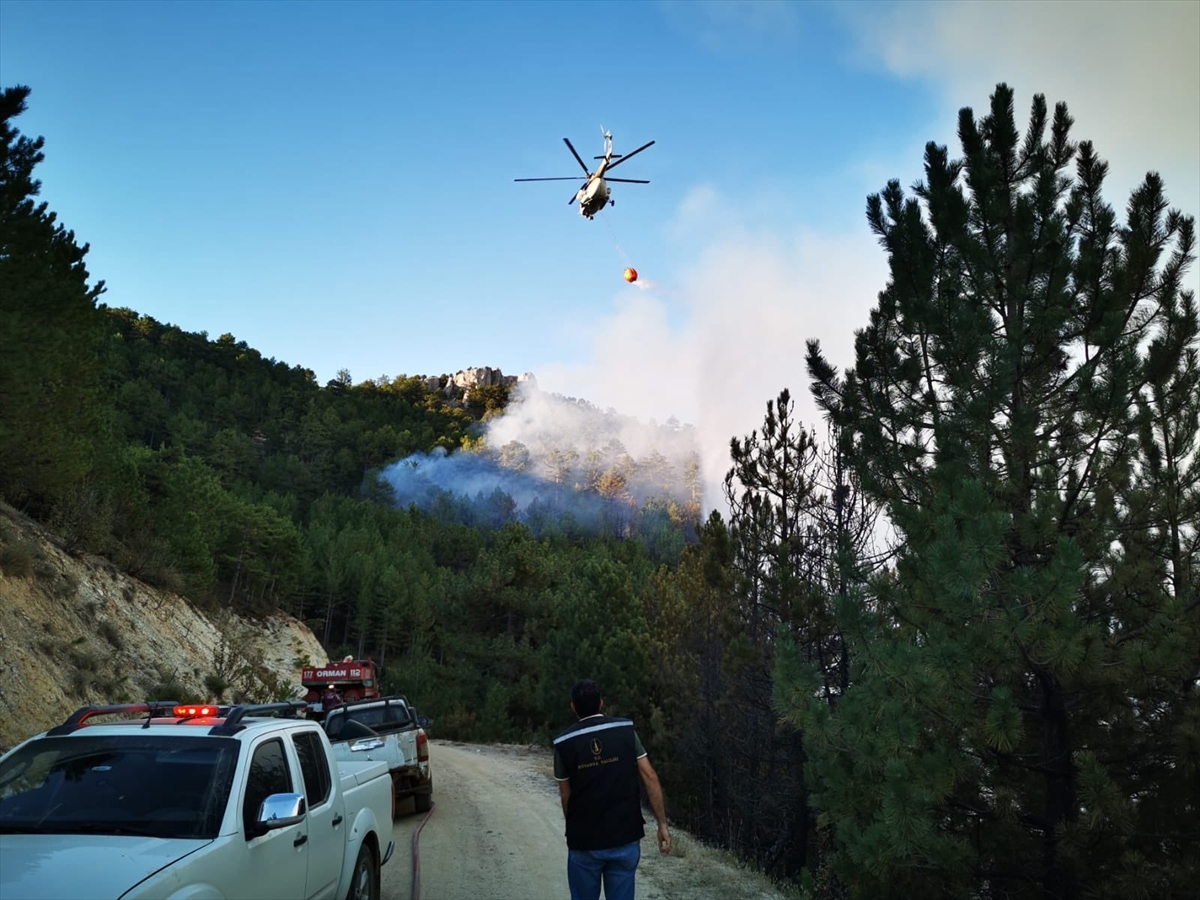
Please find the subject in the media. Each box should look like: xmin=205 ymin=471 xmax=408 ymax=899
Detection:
xmin=0 ymin=503 xmax=329 ymax=752
xmin=441 ymin=368 xmax=537 ymax=402
xmin=448 ymin=366 xmax=508 ymax=392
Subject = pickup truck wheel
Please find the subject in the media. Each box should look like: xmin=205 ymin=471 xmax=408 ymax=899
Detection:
xmin=347 ymin=842 xmax=380 ymax=900
xmin=414 ymin=779 xmax=433 ymax=813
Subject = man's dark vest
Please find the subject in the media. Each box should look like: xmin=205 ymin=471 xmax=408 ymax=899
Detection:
xmin=554 ymin=716 xmax=645 ymax=851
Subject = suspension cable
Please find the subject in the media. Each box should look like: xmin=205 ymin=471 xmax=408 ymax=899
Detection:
xmin=604 ymin=215 xmax=632 ymax=267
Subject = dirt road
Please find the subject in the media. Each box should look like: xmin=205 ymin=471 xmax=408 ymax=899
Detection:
xmin=382 ymin=741 xmax=790 ymax=900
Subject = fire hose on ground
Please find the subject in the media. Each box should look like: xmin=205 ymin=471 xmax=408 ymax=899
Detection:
xmin=410 ymin=800 xmax=436 ymax=900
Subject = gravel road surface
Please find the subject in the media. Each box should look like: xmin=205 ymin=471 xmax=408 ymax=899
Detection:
xmin=382 ymin=740 xmax=789 ymax=900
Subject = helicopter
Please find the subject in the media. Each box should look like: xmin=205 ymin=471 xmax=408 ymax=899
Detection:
xmin=515 ymin=129 xmax=655 ymax=219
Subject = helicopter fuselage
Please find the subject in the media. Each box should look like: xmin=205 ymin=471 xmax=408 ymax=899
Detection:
xmin=577 ymin=176 xmax=610 ymax=218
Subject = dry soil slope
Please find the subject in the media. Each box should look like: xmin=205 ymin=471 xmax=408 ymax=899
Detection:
xmin=0 ymin=502 xmax=329 ymax=751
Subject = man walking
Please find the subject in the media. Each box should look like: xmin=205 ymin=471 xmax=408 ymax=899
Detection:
xmin=553 ymin=679 xmax=671 ymax=900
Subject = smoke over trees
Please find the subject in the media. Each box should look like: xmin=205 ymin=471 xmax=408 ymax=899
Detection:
xmin=380 ymin=383 xmax=703 ymax=549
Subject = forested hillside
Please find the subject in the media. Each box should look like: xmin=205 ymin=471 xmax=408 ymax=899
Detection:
xmin=0 ymin=83 xmax=704 ymax=736
xmin=3 ymin=81 xmax=1197 ymax=900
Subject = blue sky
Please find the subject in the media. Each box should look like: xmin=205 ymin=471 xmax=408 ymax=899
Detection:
xmin=3 ymin=0 xmax=1198 ymax=508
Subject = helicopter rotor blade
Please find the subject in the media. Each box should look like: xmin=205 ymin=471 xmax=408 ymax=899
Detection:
xmin=606 ymin=178 xmax=649 ymax=184
xmin=603 ymin=140 xmax=655 ymax=173
xmin=514 ymin=177 xmax=587 ymax=181
xmin=563 ymin=138 xmax=590 ymax=175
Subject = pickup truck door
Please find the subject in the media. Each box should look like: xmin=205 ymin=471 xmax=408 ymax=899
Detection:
xmin=290 ymin=730 xmax=344 ymax=900
xmin=238 ymin=737 xmax=309 ymax=898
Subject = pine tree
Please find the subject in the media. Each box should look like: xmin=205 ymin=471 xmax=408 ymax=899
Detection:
xmin=725 ymin=388 xmax=824 ymax=631
xmin=0 ymin=85 xmax=108 ymax=516
xmin=724 ymin=389 xmax=882 ymax=882
xmin=792 ymin=84 xmax=1199 ymax=898
xmin=637 ymin=511 xmax=737 ymax=835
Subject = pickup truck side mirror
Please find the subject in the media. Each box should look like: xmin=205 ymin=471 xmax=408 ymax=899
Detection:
xmin=349 ymin=738 xmax=386 ymax=752
xmin=254 ymin=793 xmax=307 ymax=836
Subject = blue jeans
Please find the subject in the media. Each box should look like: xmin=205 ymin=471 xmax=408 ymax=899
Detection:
xmin=567 ymin=840 xmax=641 ymax=900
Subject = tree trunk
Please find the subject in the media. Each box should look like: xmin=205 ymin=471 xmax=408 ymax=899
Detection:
xmin=322 ymin=586 xmax=335 ymax=647
xmin=1038 ymin=664 xmax=1077 ymax=900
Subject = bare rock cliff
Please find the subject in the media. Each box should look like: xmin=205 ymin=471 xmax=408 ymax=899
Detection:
xmin=0 ymin=503 xmax=328 ymax=752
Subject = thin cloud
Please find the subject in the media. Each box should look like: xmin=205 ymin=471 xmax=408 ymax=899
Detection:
xmin=659 ymin=0 xmax=803 ymax=55
xmin=840 ymin=0 xmax=1200 ymax=220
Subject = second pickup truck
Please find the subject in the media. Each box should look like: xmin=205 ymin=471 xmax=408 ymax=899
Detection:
xmin=322 ymin=695 xmax=433 ymax=814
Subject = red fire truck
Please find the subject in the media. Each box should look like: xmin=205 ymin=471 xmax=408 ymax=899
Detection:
xmin=300 ymin=657 xmax=381 ymax=719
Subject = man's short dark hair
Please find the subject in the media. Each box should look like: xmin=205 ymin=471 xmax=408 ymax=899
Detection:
xmin=571 ymin=679 xmax=602 ymax=717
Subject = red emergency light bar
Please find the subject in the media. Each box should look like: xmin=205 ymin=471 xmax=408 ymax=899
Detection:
xmin=174 ymin=704 xmax=219 ymax=718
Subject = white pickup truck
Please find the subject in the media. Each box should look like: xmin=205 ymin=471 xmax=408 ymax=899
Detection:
xmin=323 ymin=695 xmax=432 ymax=814
xmin=0 ymin=700 xmax=395 ymax=900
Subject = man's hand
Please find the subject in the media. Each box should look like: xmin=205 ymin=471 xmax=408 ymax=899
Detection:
xmin=638 ymin=755 xmax=671 ymax=855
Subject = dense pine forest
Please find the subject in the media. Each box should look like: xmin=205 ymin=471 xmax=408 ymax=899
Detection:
xmin=2 ymin=81 xmax=1197 ymax=898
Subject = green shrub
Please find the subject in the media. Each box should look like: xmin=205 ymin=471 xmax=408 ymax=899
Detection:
xmin=68 ymin=648 xmax=101 ymax=673
xmin=138 ymin=564 xmax=186 ymax=594
xmin=94 ymin=673 xmax=129 ymax=698
xmin=54 ymin=572 xmax=80 ymax=600
xmin=97 ymin=619 xmax=124 ymax=650
xmin=0 ymin=541 xmax=36 ymax=577
xmin=204 ymin=674 xmax=231 ymax=700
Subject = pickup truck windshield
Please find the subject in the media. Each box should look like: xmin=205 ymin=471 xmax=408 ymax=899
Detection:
xmin=0 ymin=735 xmax=240 ymax=839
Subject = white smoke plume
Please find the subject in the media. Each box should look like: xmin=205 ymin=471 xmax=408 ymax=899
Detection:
xmin=484 ymin=380 xmax=699 ymax=476
xmin=537 ymin=208 xmax=889 ymax=518
xmin=379 ymin=380 xmax=703 ymax=536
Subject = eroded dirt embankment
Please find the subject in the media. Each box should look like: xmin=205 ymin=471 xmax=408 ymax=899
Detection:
xmin=0 ymin=503 xmax=328 ymax=751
